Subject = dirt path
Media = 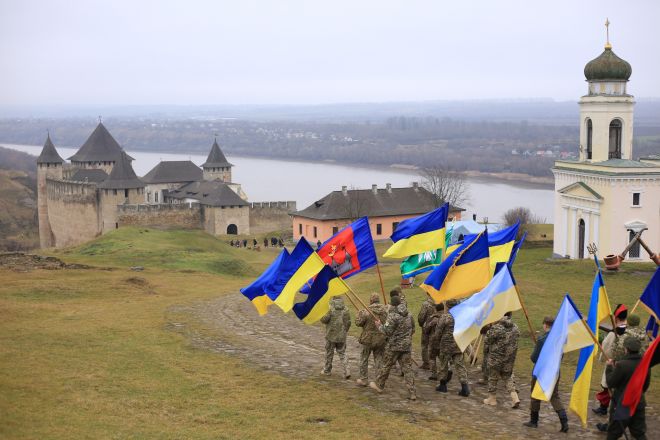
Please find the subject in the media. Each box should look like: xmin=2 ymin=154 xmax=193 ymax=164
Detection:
xmin=167 ymin=293 xmax=658 ymax=439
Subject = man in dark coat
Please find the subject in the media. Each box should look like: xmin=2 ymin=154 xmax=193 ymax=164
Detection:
xmin=605 ymin=337 xmax=651 ymax=440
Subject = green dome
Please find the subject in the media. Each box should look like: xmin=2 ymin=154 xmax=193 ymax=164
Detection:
xmin=584 ymin=47 xmax=632 ymax=81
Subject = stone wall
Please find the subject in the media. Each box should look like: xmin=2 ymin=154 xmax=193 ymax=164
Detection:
xmin=117 ymin=203 xmax=203 ymax=229
xmin=211 ymin=205 xmax=250 ymax=236
xmin=249 ymin=201 xmax=295 ymax=234
xmin=46 ymin=178 xmax=100 ymax=248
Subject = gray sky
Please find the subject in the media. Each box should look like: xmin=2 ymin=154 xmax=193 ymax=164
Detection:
xmin=1 ymin=0 xmax=658 ymax=106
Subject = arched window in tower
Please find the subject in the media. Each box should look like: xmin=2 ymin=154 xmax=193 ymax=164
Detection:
xmin=586 ymin=119 xmax=593 ymax=160
xmin=609 ymin=119 xmax=622 ymax=159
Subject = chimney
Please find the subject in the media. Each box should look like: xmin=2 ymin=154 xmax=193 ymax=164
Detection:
xmin=412 ymin=181 xmax=419 ymax=191
xmin=386 ymin=183 xmax=392 ymax=193
xmin=341 ymin=185 xmax=348 ymax=196
xmin=372 ymin=184 xmax=378 ymax=194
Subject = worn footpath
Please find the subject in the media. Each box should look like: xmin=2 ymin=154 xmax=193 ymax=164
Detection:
xmin=167 ymin=292 xmax=658 ymax=440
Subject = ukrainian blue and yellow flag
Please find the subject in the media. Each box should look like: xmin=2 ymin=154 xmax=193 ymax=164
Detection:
xmin=239 ymin=248 xmax=290 ymax=315
xmin=507 ymin=231 xmax=527 ymax=269
xmin=570 ymin=271 xmax=613 ymax=426
xmin=532 ymin=294 xmax=594 ymax=401
xmin=639 ymin=267 xmax=660 ymax=321
xmin=293 ymin=266 xmax=350 ymax=324
xmin=420 ymin=231 xmax=490 ymax=303
xmin=383 ymin=203 xmax=449 ymax=259
xmin=266 ymin=237 xmax=326 ymax=313
xmin=446 ymin=222 xmax=520 ymax=276
xmin=450 ymin=265 xmax=522 ymax=351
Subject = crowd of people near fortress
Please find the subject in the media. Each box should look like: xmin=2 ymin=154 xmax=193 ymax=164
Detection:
xmin=320 ymin=288 xmax=651 ymax=439
xmin=229 ymin=237 xmax=284 ymax=249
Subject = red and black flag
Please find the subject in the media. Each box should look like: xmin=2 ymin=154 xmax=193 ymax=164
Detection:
xmin=614 ymin=336 xmax=659 ymax=420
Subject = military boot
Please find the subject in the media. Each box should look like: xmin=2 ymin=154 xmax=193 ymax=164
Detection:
xmin=408 ymin=391 xmax=417 ymax=401
xmin=446 ymin=370 xmax=453 ymax=383
xmin=369 ymin=381 xmax=383 ymax=393
xmin=557 ymin=410 xmax=569 ymax=433
xmin=458 ymin=382 xmax=470 ymax=397
xmin=435 ymin=380 xmax=448 ymax=392
xmin=523 ymin=410 xmax=539 ymax=428
xmin=510 ymin=391 xmax=520 ymax=409
xmin=356 ymin=378 xmax=367 ymax=387
xmin=483 ymin=394 xmax=497 ymax=406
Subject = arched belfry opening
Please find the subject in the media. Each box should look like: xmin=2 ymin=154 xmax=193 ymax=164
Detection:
xmin=586 ymin=119 xmax=593 ymax=160
xmin=609 ymin=119 xmax=622 ymax=159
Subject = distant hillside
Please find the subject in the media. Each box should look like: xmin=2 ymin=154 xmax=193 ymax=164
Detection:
xmin=0 ymin=146 xmax=37 ymax=175
xmin=0 ymin=169 xmax=38 ymax=251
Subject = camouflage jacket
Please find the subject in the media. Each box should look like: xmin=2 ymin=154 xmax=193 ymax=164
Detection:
xmin=485 ymin=316 xmax=520 ymax=373
xmin=356 ymin=303 xmax=388 ymax=347
xmin=379 ymin=304 xmax=414 ymax=352
xmin=612 ymin=327 xmax=649 ymax=361
xmin=424 ymin=311 xmax=444 ymax=340
xmin=320 ymin=298 xmax=351 ymax=343
xmin=418 ymin=298 xmax=435 ymax=327
xmin=433 ymin=310 xmax=461 ymax=355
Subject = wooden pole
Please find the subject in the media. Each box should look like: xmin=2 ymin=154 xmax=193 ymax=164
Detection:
xmin=345 ymin=286 xmax=379 ymax=321
xmin=514 ymin=284 xmax=537 ymax=343
xmin=630 ymin=299 xmax=641 ymax=315
xmin=471 ymin=334 xmax=483 ymax=366
xmin=580 ymin=318 xmax=611 ymax=362
xmin=344 ymin=290 xmax=360 ymax=311
xmin=375 ymin=263 xmax=388 ymax=305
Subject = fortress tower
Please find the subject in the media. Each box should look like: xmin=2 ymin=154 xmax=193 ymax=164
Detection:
xmin=97 ymin=151 xmax=145 ymax=232
xmin=552 ymin=22 xmax=660 ymax=260
xmin=201 ymin=139 xmax=233 ymax=182
xmin=36 ymin=134 xmax=64 ymax=248
xmin=68 ymin=122 xmax=133 ymax=174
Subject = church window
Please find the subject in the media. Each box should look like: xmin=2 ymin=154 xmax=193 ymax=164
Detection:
xmin=608 ymin=119 xmax=622 ymax=159
xmin=376 ymin=223 xmax=382 ymax=235
xmin=313 ymin=226 xmax=317 ymax=238
xmin=586 ymin=119 xmax=593 ymax=160
xmin=632 ymin=192 xmax=640 ymax=206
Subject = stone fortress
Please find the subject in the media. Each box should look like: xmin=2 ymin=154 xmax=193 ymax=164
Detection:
xmin=37 ymin=123 xmax=294 ymax=248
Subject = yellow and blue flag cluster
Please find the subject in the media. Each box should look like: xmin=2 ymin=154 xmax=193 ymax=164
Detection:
xmin=420 ymin=231 xmax=490 ymax=303
xmin=569 ymin=271 xmax=612 ymax=426
xmin=446 ymin=222 xmax=520 ymax=276
xmin=239 ymin=248 xmax=289 ymax=315
xmin=532 ymin=295 xmax=594 ymax=401
xmin=450 ymin=265 xmax=522 ymax=352
xmin=383 ymin=203 xmax=449 ymax=259
xmin=265 ymin=237 xmax=325 ymax=313
xmin=293 ymin=265 xmax=349 ymax=324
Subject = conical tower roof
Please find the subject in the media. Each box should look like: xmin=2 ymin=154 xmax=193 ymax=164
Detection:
xmin=201 ymin=139 xmax=232 ymax=168
xmin=37 ymin=134 xmax=64 ymax=164
xmin=97 ymin=151 xmax=144 ymax=189
xmin=68 ymin=122 xmax=134 ymax=162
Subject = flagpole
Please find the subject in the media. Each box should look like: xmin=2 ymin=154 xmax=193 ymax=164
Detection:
xmin=579 ymin=318 xmax=611 ymax=362
xmin=630 ymin=299 xmax=641 ymax=315
xmin=345 ymin=285 xmax=379 ymax=321
xmin=589 ymin=248 xmax=616 ymax=329
xmin=471 ymin=334 xmax=483 ymax=366
xmin=375 ymin=263 xmax=388 ymax=305
xmin=514 ymin=284 xmax=537 ymax=343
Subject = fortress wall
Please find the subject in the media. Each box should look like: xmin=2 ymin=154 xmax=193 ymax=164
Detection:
xmin=117 ymin=203 xmax=203 ymax=229
xmin=249 ymin=201 xmax=295 ymax=234
xmin=212 ymin=205 xmax=250 ymax=235
xmin=46 ymin=179 xmax=100 ymax=248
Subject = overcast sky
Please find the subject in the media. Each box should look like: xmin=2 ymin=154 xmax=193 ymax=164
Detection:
xmin=1 ymin=0 xmax=658 ymax=106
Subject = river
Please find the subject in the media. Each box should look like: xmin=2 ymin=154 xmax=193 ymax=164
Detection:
xmin=2 ymin=143 xmax=554 ymax=222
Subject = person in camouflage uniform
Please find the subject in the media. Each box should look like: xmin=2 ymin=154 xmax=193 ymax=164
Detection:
xmin=478 ymin=323 xmax=493 ymax=385
xmin=483 ymin=312 xmax=521 ymax=408
xmin=319 ymin=296 xmax=351 ymax=378
xmin=424 ymin=302 xmax=445 ymax=380
xmin=433 ymin=299 xmax=470 ymax=397
xmin=418 ymin=296 xmax=435 ymax=370
xmin=612 ymin=314 xmax=649 ymax=360
xmin=355 ymin=293 xmax=388 ymax=386
xmin=369 ymin=294 xmax=417 ymax=400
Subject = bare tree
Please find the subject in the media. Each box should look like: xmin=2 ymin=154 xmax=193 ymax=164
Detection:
xmin=419 ymin=165 xmax=470 ymax=208
xmin=502 ymin=206 xmax=546 ymax=239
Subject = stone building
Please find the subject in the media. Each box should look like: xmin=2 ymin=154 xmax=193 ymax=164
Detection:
xmin=37 ymin=123 xmax=294 ymax=248
xmin=292 ymin=183 xmax=464 ymax=243
xmin=552 ymin=32 xmax=660 ymax=260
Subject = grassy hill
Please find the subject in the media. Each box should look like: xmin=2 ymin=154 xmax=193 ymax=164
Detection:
xmin=1 ymin=227 xmax=658 ymax=439
xmin=0 ymin=169 xmax=38 ymax=250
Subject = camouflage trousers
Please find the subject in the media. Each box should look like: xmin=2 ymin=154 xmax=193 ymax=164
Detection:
xmin=487 ymin=368 xmax=516 ymax=394
xmin=421 ymin=333 xmax=430 ymax=367
xmin=359 ymin=344 xmax=384 ymax=381
xmin=324 ymin=340 xmax=350 ymax=376
xmin=375 ymin=350 xmax=416 ymax=395
xmin=437 ymin=352 xmax=467 ymax=383
xmin=428 ymin=348 xmax=451 ymax=378
xmin=481 ymin=343 xmax=490 ymax=381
